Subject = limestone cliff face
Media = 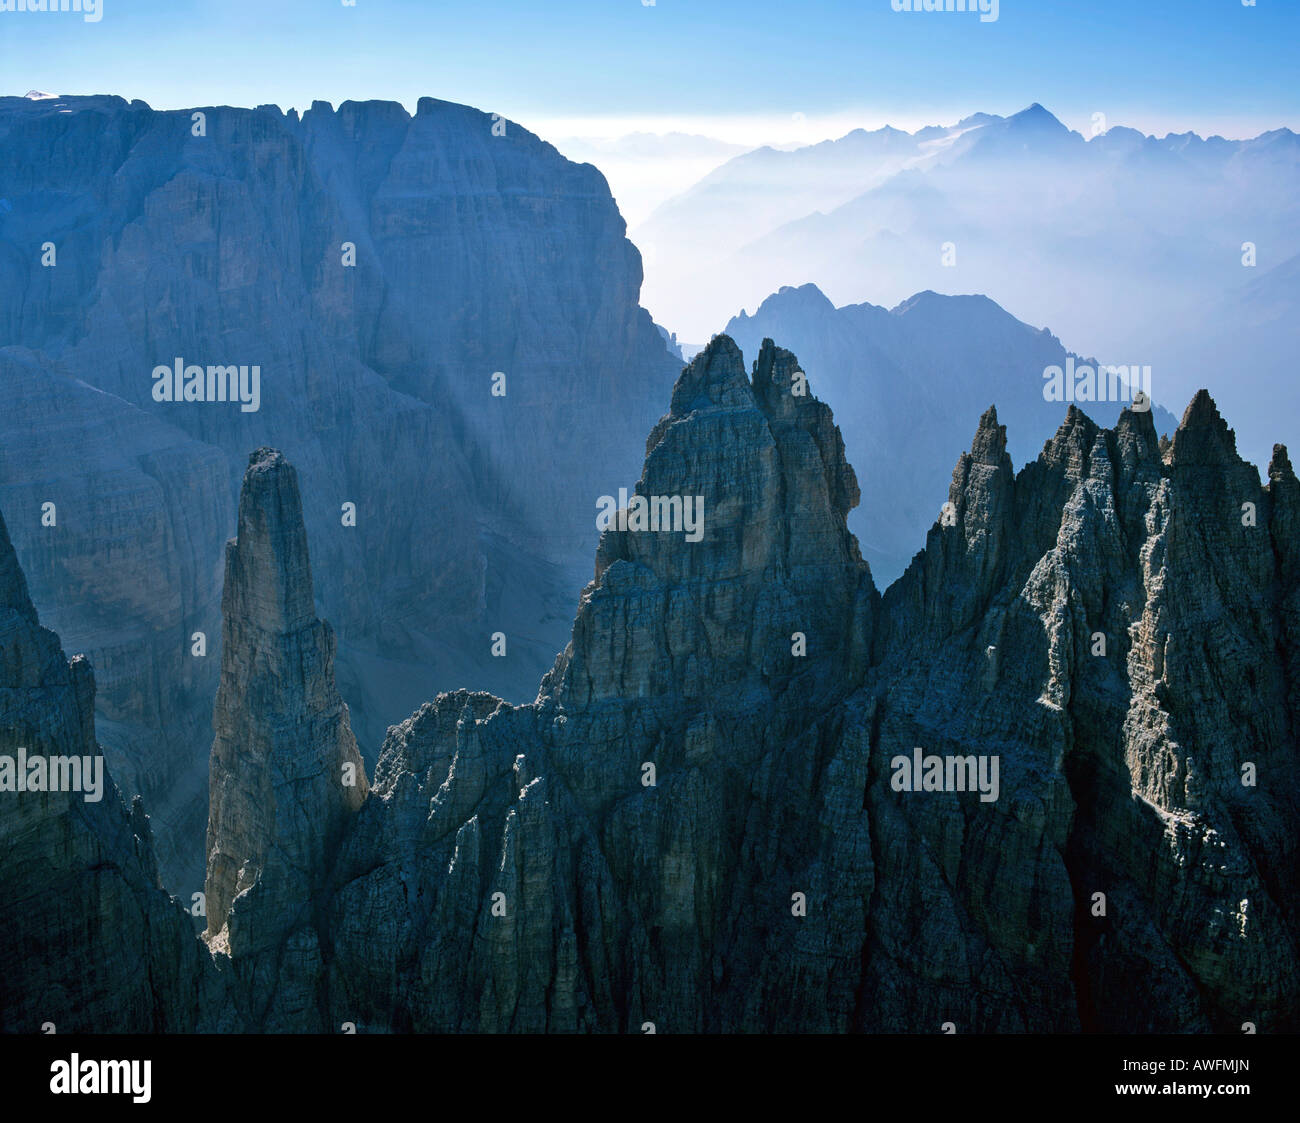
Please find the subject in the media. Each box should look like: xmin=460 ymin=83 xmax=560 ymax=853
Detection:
xmin=0 ymin=507 xmax=217 ymax=1032
xmin=203 ymin=450 xmax=367 ymax=1026
xmin=3 ymin=334 xmax=1297 ymax=1032
xmin=557 ymin=335 xmax=869 ymax=705
xmin=0 ymin=93 xmax=680 ymax=892
xmin=0 ymin=347 xmax=229 ymax=890
xmin=205 ymin=336 xmax=876 ymax=1031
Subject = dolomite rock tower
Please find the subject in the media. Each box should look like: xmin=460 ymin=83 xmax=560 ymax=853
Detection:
xmin=204 ymin=449 xmax=368 ymax=980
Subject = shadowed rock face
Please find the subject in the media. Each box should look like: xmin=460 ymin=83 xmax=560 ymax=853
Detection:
xmin=862 ymin=392 xmax=1300 ymax=1031
xmin=0 ymin=347 xmax=230 ymax=893
xmin=0 ymin=506 xmax=220 ymax=1032
xmin=0 ymin=93 xmax=681 ymax=893
xmin=203 ymin=450 xmax=369 ymax=1029
xmin=3 ymin=335 xmax=1298 ymax=1033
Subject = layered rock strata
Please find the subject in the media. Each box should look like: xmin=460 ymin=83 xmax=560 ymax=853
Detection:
xmin=0 ymin=94 xmax=680 ymax=890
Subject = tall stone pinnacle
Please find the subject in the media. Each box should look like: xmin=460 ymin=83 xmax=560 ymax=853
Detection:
xmin=204 ymin=449 xmax=368 ymax=957
xmin=554 ymin=334 xmax=870 ymax=708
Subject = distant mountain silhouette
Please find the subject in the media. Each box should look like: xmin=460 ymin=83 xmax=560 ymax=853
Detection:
xmin=636 ymin=106 xmax=1298 ymax=473
xmin=726 ymin=283 xmax=1178 ymax=582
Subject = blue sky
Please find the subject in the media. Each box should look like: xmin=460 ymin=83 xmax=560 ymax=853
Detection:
xmin=2 ymin=0 xmax=1296 ymax=141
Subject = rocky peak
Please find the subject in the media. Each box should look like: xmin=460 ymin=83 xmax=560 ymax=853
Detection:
xmin=1268 ymin=444 xmax=1298 ymax=535
xmin=659 ymin=333 xmax=753 ymax=425
xmin=1112 ymin=403 xmax=1162 ymax=474
xmin=908 ymin=405 xmax=1016 ymax=628
xmin=204 ymin=448 xmax=368 ymax=998
xmin=969 ymin=404 xmax=1008 ymax=464
xmin=751 ymin=337 xmax=861 ymax=519
xmin=5 ymin=359 xmax=1300 ymax=1035
xmin=221 ymin=448 xmax=317 ymax=635
xmin=1170 ymin=388 xmax=1240 ymax=467
xmin=0 ymin=505 xmax=62 ymax=691
xmin=1269 ymin=442 xmax=1296 ymax=484
xmin=561 ymin=337 xmax=870 ymax=708
xmin=1039 ymin=404 xmax=1101 ymax=479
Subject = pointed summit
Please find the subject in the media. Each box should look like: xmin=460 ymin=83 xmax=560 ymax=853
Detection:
xmin=1171 ymin=390 xmax=1240 ymax=467
xmin=557 ymin=338 xmax=868 ymax=707
xmin=1009 ymin=103 xmax=1067 ymax=131
xmin=751 ymin=336 xmax=809 ymax=404
xmin=1114 ymin=401 xmax=1161 ymax=470
xmin=205 ymin=448 xmax=368 ymax=974
xmin=1040 ymin=404 xmax=1101 ymax=474
xmin=664 ymin=333 xmax=752 ymax=419
xmin=220 ymin=447 xmax=317 ymax=634
xmin=1270 ymin=443 xmax=1295 ymax=482
xmin=0 ymin=508 xmax=44 ymax=642
xmin=1179 ymin=388 xmax=1225 ymax=430
xmin=970 ymin=103 xmax=1080 ymax=157
xmin=970 ymin=404 xmax=1008 ymax=464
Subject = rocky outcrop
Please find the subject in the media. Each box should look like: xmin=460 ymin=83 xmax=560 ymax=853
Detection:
xmin=197 ymin=335 xmax=1299 ymax=1033
xmin=203 ymin=450 xmax=367 ymax=1029
xmin=863 ymin=392 xmax=1300 ymax=1031
xmin=0 ymin=505 xmax=219 ymax=1032
xmin=207 ymin=336 xmax=877 ymax=1031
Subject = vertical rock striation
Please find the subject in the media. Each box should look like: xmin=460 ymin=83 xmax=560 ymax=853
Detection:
xmin=203 ymin=449 xmax=367 ymax=1029
xmin=3 ymin=335 xmax=1297 ymax=1033
xmin=862 ymin=391 xmax=1300 ymax=1031
xmin=0 ymin=94 xmax=681 ymax=891
xmin=0 ymin=506 xmax=216 ymax=1032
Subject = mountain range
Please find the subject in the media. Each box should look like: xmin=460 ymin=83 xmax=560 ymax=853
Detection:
xmin=635 ymin=105 xmax=1300 ymax=473
xmin=3 ymin=334 xmax=1297 ymax=1033
xmin=1 ymin=92 xmax=1295 ymax=1035
xmin=725 ymin=282 xmax=1179 ymax=582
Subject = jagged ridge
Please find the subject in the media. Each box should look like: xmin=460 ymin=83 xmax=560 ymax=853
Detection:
xmin=3 ymin=334 xmax=1298 ymax=1032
